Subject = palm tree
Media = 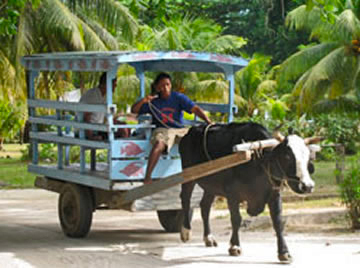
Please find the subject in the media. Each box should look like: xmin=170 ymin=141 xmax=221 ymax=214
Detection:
xmin=0 ymin=0 xmax=139 ymax=103
xmin=277 ymin=2 xmax=360 ymax=114
xmin=235 ymin=54 xmax=273 ymax=117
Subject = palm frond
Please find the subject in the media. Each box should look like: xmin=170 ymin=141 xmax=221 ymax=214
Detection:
xmin=39 ymin=0 xmax=85 ymax=51
xmin=236 ymin=54 xmax=271 ymax=99
xmin=76 ymin=11 xmax=118 ymax=50
xmin=313 ymin=95 xmax=360 ymax=113
xmin=204 ymin=35 xmax=247 ymax=54
xmin=78 ymin=19 xmax=108 ymax=51
xmin=330 ymin=9 xmax=360 ymax=41
xmin=286 ymin=5 xmax=324 ymax=39
xmin=257 ymin=80 xmax=278 ymax=96
xmin=153 ymin=28 xmax=183 ymax=50
xmin=277 ymin=42 xmax=339 ymax=84
xmin=193 ymin=79 xmax=228 ymax=103
xmin=296 ymin=47 xmax=358 ymax=111
xmin=68 ymin=0 xmax=138 ymax=43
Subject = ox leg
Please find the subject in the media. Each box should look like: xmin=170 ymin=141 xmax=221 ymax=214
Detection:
xmin=227 ymin=197 xmax=242 ymax=256
xmin=180 ymin=182 xmax=195 ymax=242
xmin=200 ymin=192 xmax=217 ymax=247
xmin=268 ymin=192 xmax=292 ymax=263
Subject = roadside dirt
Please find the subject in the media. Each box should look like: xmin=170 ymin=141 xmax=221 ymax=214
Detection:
xmin=0 ymin=189 xmax=359 ymax=268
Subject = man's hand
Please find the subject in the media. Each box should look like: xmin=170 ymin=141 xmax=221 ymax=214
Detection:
xmin=131 ymin=95 xmax=158 ymax=114
xmin=143 ymin=95 xmax=158 ymax=103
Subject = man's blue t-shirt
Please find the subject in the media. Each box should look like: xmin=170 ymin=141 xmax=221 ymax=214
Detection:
xmin=139 ymin=91 xmax=195 ymax=128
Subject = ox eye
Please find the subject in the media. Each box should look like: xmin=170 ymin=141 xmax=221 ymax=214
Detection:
xmin=308 ymin=162 xmax=315 ymax=174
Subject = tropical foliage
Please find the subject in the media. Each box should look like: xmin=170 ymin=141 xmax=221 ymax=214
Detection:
xmin=0 ymin=101 xmax=24 ymax=150
xmin=339 ymin=152 xmax=360 ymax=229
xmin=0 ymin=0 xmax=139 ymax=104
xmin=278 ymin=1 xmax=360 ymax=114
xmin=0 ymin=0 xmax=359 ymax=144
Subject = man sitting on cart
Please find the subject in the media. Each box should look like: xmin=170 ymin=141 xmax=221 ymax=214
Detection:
xmin=131 ymin=72 xmax=211 ymax=184
xmin=80 ymin=73 xmax=130 ymax=140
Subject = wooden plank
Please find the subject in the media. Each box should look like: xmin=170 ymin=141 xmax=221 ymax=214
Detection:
xmin=30 ymin=132 xmax=110 ymax=149
xmin=29 ymin=116 xmax=108 ymax=132
xmin=29 ymin=164 xmax=112 ymax=190
xmin=28 ymin=99 xmax=115 ymax=114
xmin=115 ymin=150 xmax=251 ymax=205
xmin=195 ymin=102 xmax=229 ymax=113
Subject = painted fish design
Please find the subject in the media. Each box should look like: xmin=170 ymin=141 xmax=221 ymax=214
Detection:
xmin=119 ymin=162 xmax=145 ymax=177
xmin=120 ymin=142 xmax=144 ymax=156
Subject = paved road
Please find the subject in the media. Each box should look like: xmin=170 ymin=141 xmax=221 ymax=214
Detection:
xmin=0 ymin=189 xmax=359 ymax=268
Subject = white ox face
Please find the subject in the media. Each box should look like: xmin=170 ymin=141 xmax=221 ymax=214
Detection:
xmin=280 ymin=135 xmax=315 ymax=194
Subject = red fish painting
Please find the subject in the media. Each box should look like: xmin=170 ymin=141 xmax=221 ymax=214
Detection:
xmin=119 ymin=162 xmax=145 ymax=177
xmin=120 ymin=142 xmax=144 ymax=156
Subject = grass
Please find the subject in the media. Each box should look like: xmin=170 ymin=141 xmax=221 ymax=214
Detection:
xmin=311 ymin=160 xmax=340 ymax=194
xmin=0 ymin=158 xmax=36 ymax=188
xmin=0 ymin=144 xmax=36 ymax=188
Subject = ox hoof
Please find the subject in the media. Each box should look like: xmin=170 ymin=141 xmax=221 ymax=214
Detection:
xmin=204 ymin=234 xmax=218 ymax=247
xmin=228 ymin=245 xmax=242 ymax=256
xmin=180 ymin=226 xmax=192 ymax=243
xmin=278 ymin=253 xmax=293 ymax=263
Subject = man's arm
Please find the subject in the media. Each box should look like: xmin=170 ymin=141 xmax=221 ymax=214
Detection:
xmin=131 ymin=95 xmax=157 ymax=114
xmin=191 ymin=105 xmax=212 ymax=124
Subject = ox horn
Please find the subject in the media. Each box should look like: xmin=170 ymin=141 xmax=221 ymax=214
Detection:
xmin=273 ymin=131 xmax=285 ymax=142
xmin=304 ymin=136 xmax=324 ymax=145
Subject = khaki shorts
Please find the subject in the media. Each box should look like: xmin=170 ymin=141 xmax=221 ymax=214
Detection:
xmin=150 ymin=128 xmax=189 ymax=152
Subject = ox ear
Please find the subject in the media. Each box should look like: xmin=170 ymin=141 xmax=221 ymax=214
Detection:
xmin=304 ymin=136 xmax=324 ymax=145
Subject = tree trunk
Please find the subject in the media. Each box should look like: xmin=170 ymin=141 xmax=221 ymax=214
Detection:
xmin=335 ymin=144 xmax=345 ymax=184
xmin=350 ymin=205 xmax=360 ymax=230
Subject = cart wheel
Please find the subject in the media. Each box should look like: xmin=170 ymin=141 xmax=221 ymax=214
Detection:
xmin=58 ymin=183 xmax=93 ymax=238
xmin=157 ymin=209 xmax=193 ymax=233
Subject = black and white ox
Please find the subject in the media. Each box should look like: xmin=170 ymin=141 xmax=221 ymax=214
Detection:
xmin=179 ymin=122 xmax=317 ymax=263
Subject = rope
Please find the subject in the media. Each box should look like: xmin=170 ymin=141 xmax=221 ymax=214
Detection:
xmin=203 ymin=123 xmax=215 ymax=160
xmin=262 ymin=157 xmax=306 ymax=195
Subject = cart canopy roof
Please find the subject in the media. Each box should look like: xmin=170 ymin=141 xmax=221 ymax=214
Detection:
xmin=21 ymin=51 xmax=248 ymax=73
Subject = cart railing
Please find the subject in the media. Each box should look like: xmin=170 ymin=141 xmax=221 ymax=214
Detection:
xmin=27 ymin=97 xmax=234 ymax=189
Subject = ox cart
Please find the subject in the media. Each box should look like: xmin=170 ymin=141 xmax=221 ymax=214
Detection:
xmin=22 ymin=50 xmax=276 ymax=238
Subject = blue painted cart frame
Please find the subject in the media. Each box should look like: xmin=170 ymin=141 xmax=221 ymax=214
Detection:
xmin=21 ymin=51 xmax=248 ymax=236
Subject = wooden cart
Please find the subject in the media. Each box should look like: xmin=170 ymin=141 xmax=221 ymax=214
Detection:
xmin=21 ymin=51 xmax=250 ymax=237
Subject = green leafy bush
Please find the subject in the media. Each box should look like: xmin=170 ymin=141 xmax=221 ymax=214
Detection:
xmin=339 ymin=153 xmax=360 ymax=229
xmin=0 ymin=101 xmax=24 ymax=149
xmin=315 ymin=114 xmax=360 ymax=154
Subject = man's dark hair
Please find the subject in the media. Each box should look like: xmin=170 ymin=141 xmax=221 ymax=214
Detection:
xmin=153 ymin=72 xmax=172 ymax=86
xmin=99 ymin=72 xmax=107 ymax=86
xmin=99 ymin=72 xmax=116 ymax=86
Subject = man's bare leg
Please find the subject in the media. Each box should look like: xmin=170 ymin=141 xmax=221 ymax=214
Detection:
xmin=144 ymin=141 xmax=166 ymax=184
